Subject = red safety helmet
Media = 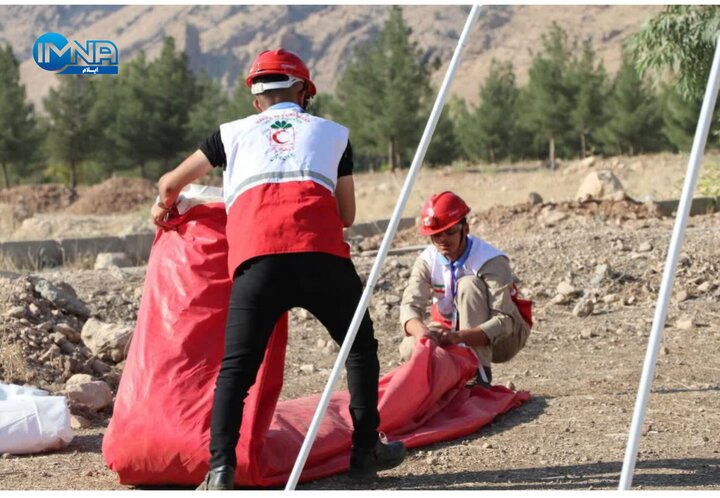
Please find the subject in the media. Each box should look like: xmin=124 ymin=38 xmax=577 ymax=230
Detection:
xmin=245 ymin=48 xmax=317 ymax=97
xmin=419 ymin=191 xmax=471 ymax=236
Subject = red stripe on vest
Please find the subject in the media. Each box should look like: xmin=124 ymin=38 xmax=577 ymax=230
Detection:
xmin=225 ymin=181 xmax=350 ymax=277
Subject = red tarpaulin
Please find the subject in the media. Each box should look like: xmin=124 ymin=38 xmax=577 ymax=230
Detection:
xmin=102 ymin=202 xmax=529 ymax=487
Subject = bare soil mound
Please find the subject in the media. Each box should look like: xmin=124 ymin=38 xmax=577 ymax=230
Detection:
xmin=65 ymin=178 xmax=156 ymax=215
xmin=0 ymin=183 xmax=76 ymax=218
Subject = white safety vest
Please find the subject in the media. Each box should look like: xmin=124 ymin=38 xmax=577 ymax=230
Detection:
xmin=217 ymin=102 xmax=352 ymax=276
xmin=219 ymin=104 xmax=349 ymax=212
xmin=420 ymin=235 xmax=506 ymax=324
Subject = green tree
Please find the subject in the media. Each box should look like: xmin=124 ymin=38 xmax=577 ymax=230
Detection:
xmin=333 ymin=6 xmax=431 ymax=171
xmin=424 ymin=105 xmax=460 ymax=166
xmin=631 ymin=6 xmax=720 ymax=102
xmin=520 ymin=23 xmax=575 ymax=168
xmin=660 ymin=83 xmax=705 ymax=152
xmin=0 ymin=44 xmax=39 ymax=188
xmin=223 ymin=80 xmax=256 ymax=123
xmin=596 ymin=52 xmax=664 ymax=156
xmin=108 ymin=52 xmax=156 ymax=178
xmin=568 ymin=39 xmax=608 ymax=158
xmin=456 ymin=60 xmax=519 ymax=163
xmin=188 ymin=70 xmax=231 ymax=145
xmin=145 ymin=37 xmax=196 ymax=171
xmin=44 ymin=76 xmax=98 ymax=188
xmin=90 ymin=76 xmax=133 ymax=178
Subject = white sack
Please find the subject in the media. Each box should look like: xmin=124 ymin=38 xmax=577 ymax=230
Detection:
xmin=0 ymin=383 xmax=74 ymax=454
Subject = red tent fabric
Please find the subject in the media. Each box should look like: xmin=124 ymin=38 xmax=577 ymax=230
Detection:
xmin=102 ymin=202 xmax=529 ymax=487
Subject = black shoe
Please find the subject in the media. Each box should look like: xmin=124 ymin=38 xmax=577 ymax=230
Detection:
xmin=349 ymin=437 xmax=407 ymax=480
xmin=196 ymin=465 xmax=235 ymax=490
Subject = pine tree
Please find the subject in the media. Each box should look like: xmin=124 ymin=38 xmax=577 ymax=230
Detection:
xmin=223 ymin=79 xmax=256 ymax=123
xmin=90 ymin=76 xmax=133 ymax=178
xmin=145 ymin=37 xmax=196 ymax=171
xmin=597 ymin=51 xmax=664 ymax=156
xmin=333 ymin=6 xmax=431 ymax=171
xmin=188 ymin=70 xmax=231 ymax=145
xmin=568 ymin=40 xmax=608 ymax=158
xmin=520 ymin=23 xmax=575 ymax=168
xmin=660 ymin=83 xmax=705 ymax=152
xmin=0 ymin=44 xmax=39 ymax=188
xmin=44 ymin=76 xmax=98 ymax=188
xmin=456 ymin=60 xmax=519 ymax=163
xmin=108 ymin=52 xmax=156 ymax=178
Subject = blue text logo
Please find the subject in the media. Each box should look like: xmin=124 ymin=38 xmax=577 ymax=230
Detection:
xmin=33 ymin=32 xmax=118 ymax=75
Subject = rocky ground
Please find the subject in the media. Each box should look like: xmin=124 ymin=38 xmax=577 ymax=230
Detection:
xmin=1 ymin=194 xmax=718 ymax=490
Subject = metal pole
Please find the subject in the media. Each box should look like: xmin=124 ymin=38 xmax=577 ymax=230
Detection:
xmin=618 ymin=36 xmax=720 ymax=490
xmin=284 ymin=5 xmax=482 ymax=490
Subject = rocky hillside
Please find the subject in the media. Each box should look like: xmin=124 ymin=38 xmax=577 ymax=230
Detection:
xmin=0 ymin=5 xmax=663 ymax=111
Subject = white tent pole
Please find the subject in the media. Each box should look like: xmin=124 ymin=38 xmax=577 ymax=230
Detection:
xmin=284 ymin=5 xmax=482 ymax=490
xmin=619 ymin=36 xmax=720 ymax=490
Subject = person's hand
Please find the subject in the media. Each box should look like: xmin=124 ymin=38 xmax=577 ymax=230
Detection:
xmin=423 ymin=328 xmax=442 ymax=344
xmin=151 ymin=200 xmax=173 ymax=228
xmin=438 ymin=330 xmax=462 ymax=347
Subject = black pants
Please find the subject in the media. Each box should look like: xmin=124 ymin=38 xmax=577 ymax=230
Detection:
xmin=208 ymin=252 xmax=380 ymax=469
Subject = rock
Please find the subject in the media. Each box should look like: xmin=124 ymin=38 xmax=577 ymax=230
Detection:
xmin=63 ymin=374 xmax=113 ymax=411
xmin=590 ymin=264 xmax=610 ymax=286
xmin=528 ymin=192 xmax=543 ymax=205
xmin=505 ymin=381 xmax=516 ymax=391
xmin=540 ymin=210 xmax=569 ymax=226
xmin=298 ymin=309 xmax=311 ymax=320
xmin=572 ymin=299 xmax=594 ymax=318
xmin=35 ymin=320 xmax=53 ymax=332
xmin=109 ymin=348 xmax=125 ymax=363
xmin=59 ymin=341 xmax=76 ymax=355
xmin=54 ymin=322 xmax=82 ymax=343
xmin=1 ymin=453 xmax=11 ymax=459
xmin=675 ymin=289 xmax=689 ymax=302
xmin=323 ymin=341 xmax=339 ymax=356
xmin=611 ymin=239 xmax=631 ymax=252
xmin=602 ymin=294 xmax=620 ymax=304
xmin=91 ymin=359 xmax=112 ymax=375
xmin=579 ymin=328 xmax=596 ymax=339
xmin=70 ymin=414 xmax=92 ymax=430
xmin=675 ymin=316 xmax=695 ymax=330
xmin=316 ymin=338 xmax=327 ymax=348
xmin=29 ymin=277 xmax=90 ymax=318
xmin=557 ymin=281 xmax=576 ymax=296
xmin=482 ymin=442 xmax=494 ymax=449
xmin=576 ymin=170 xmax=625 ymax=201
xmin=697 ymin=281 xmax=711 ymax=293
xmin=300 ymin=364 xmax=315 ymax=374
xmin=28 ymin=302 xmax=41 ymax=316
xmin=637 ymin=241 xmax=653 ymax=253
xmin=384 ymin=294 xmax=401 ymax=306
xmin=550 ymin=294 xmax=567 ymax=305
xmin=51 ymin=331 xmax=67 ymax=345
xmin=81 ymin=318 xmax=133 ymax=358
xmin=4 ymin=305 xmax=25 ymax=319
xmin=94 ymin=252 xmax=132 ymax=270
xmin=580 ymin=156 xmax=597 ymax=168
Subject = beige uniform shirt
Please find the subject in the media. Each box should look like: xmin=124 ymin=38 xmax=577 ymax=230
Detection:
xmin=400 ymin=253 xmax=526 ymax=344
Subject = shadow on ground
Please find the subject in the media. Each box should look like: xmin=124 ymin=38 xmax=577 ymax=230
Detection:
xmin=379 ymin=457 xmax=720 ymax=490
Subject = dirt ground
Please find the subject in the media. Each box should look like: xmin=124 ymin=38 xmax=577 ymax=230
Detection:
xmin=1 ymin=156 xmax=719 ymax=490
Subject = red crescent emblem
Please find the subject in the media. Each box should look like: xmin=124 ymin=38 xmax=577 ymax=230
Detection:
xmin=272 ymin=129 xmax=289 ymax=144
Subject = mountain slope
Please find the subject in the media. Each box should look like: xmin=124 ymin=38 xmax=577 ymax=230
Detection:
xmin=0 ymin=5 xmax=663 ymax=111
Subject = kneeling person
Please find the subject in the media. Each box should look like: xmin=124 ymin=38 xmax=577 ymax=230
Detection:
xmin=399 ymin=191 xmax=531 ymax=385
